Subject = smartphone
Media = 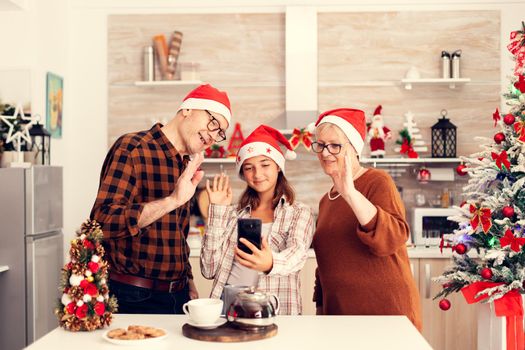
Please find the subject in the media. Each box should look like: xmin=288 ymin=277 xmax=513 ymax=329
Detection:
xmin=237 ymin=218 xmax=262 ymax=254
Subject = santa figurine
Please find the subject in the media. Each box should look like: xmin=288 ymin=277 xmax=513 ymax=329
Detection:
xmin=367 ymin=105 xmax=392 ymax=158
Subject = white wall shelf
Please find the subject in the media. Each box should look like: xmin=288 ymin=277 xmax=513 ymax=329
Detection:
xmin=361 ymin=157 xmax=461 ymax=164
xmin=401 ymin=78 xmax=471 ymax=90
xmin=133 ymin=80 xmax=202 ymax=87
xmin=203 ymin=158 xmax=236 ymax=164
xmin=0 ymin=265 xmax=9 ymax=273
xmin=203 ymin=156 xmax=462 ymax=165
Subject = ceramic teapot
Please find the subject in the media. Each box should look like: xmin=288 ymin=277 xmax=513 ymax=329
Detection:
xmin=226 ymin=289 xmax=280 ymax=328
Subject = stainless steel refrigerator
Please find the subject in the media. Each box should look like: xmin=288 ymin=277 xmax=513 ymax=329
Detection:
xmin=0 ymin=166 xmax=63 ymax=350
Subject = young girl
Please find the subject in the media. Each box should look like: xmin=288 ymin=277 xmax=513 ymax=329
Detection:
xmin=200 ymin=125 xmax=315 ymax=315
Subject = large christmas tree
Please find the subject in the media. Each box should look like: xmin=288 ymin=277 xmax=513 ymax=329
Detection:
xmin=434 ymin=22 xmax=525 ymax=349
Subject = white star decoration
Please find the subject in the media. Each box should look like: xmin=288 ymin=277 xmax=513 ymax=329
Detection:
xmin=0 ymin=104 xmax=39 ymax=166
xmin=0 ymin=104 xmax=36 ymax=146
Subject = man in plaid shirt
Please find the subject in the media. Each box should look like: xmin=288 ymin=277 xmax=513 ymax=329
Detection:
xmin=90 ymin=84 xmax=231 ymax=314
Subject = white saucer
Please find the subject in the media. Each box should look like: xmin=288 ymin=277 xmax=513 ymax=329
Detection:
xmin=187 ymin=318 xmax=227 ymax=330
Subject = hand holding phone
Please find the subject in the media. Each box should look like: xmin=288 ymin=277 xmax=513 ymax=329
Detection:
xmin=237 ymin=218 xmax=262 ymax=254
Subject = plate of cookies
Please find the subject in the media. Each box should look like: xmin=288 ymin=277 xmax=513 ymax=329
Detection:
xmin=103 ymin=325 xmax=168 ymax=345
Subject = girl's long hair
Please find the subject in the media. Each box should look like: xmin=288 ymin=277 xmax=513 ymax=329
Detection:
xmin=238 ymin=171 xmax=295 ymax=210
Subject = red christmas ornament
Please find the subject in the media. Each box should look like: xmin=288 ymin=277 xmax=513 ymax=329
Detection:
xmin=494 ymin=133 xmax=506 ymax=144
xmin=480 ymin=267 xmax=493 ymax=280
xmin=417 ymin=168 xmax=431 ymax=183
xmin=456 ymin=164 xmax=467 ymax=176
xmin=75 ymin=304 xmax=88 ymax=319
xmin=66 ymin=302 xmax=76 ymax=315
xmin=88 ymin=261 xmax=100 ymax=273
xmin=439 ymin=299 xmax=451 ymax=311
xmin=83 ymin=239 xmax=94 ymax=250
xmin=94 ymin=302 xmax=105 ymax=316
xmin=454 ymin=243 xmax=467 ymax=255
xmin=503 ymin=114 xmax=516 ymax=125
xmin=502 ymin=206 xmax=515 ymax=218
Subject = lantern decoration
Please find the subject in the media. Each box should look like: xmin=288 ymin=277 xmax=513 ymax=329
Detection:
xmin=28 ymin=117 xmax=51 ymax=165
xmin=431 ymin=109 xmax=457 ymax=158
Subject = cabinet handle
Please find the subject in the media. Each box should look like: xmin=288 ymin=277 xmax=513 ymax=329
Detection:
xmin=0 ymin=265 xmax=9 ymax=273
xmin=425 ymin=263 xmax=431 ymax=299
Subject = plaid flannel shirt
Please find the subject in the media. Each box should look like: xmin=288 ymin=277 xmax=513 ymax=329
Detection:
xmin=90 ymin=124 xmax=193 ymax=281
xmin=200 ymin=198 xmax=315 ymax=315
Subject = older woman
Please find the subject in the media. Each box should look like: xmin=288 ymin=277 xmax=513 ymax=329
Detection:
xmin=310 ymin=108 xmax=422 ymax=330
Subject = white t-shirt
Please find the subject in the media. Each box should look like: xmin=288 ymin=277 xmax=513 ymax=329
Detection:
xmin=226 ymin=222 xmax=272 ymax=287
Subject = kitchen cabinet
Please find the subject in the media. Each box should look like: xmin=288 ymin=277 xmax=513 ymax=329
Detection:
xmin=417 ymin=258 xmax=478 ymax=350
xmin=189 ymin=256 xmax=213 ymax=299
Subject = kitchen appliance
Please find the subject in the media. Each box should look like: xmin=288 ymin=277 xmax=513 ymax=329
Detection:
xmin=412 ymin=207 xmax=460 ymax=246
xmin=226 ymin=289 xmax=279 ymax=330
xmin=0 ymin=166 xmax=63 ymax=350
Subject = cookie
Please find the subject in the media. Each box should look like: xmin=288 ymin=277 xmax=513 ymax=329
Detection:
xmin=107 ymin=328 xmax=126 ymax=338
xmin=118 ymin=332 xmax=145 ymax=340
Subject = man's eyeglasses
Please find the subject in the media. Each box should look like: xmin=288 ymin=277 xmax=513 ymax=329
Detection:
xmin=205 ymin=110 xmax=227 ymax=142
xmin=311 ymin=141 xmax=350 ymax=155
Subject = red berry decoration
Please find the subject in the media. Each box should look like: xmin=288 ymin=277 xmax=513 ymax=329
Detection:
xmin=480 ymin=267 xmax=493 ymax=280
xmin=494 ymin=133 xmax=505 ymax=144
xmin=439 ymin=299 xmax=451 ymax=311
xmin=417 ymin=168 xmax=431 ymax=184
xmin=456 ymin=164 xmax=467 ymax=176
xmin=503 ymin=114 xmax=515 ymax=125
xmin=502 ymin=206 xmax=515 ymax=218
xmin=454 ymin=243 xmax=467 ymax=255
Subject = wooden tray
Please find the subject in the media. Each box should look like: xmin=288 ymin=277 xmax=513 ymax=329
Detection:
xmin=182 ymin=322 xmax=277 ymax=342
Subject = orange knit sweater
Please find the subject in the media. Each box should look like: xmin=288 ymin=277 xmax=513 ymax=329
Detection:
xmin=313 ymin=168 xmax=422 ymax=331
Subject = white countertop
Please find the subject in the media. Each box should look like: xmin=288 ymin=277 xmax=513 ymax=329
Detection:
xmin=190 ymin=246 xmax=464 ymax=259
xmin=26 ymin=314 xmax=431 ymax=350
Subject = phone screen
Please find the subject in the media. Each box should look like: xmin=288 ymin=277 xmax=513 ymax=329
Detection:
xmin=237 ymin=218 xmax=262 ymax=254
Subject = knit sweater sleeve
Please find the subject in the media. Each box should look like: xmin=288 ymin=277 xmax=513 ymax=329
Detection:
xmin=355 ymin=171 xmax=410 ymax=256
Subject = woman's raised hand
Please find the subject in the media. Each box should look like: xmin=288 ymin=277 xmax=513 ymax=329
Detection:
xmin=205 ymin=173 xmax=233 ymax=206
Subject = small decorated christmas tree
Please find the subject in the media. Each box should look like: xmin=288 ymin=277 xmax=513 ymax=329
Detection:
xmin=433 ymin=22 xmax=525 ymax=349
xmin=55 ymin=219 xmax=117 ymax=331
xmin=394 ymin=111 xmax=428 ymax=156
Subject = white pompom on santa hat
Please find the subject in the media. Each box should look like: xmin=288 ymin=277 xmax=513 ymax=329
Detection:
xmin=236 ymin=125 xmax=296 ymax=178
xmin=306 ymin=108 xmax=367 ymax=156
xmin=178 ymin=83 xmax=232 ymax=126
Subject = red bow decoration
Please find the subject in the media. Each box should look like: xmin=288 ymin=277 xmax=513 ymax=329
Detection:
xmin=514 ymin=120 xmax=525 ymax=143
xmin=514 ymin=74 xmax=525 ymax=93
xmin=500 ymin=229 xmax=525 ymax=252
xmin=462 ymin=282 xmax=524 ymax=350
xmin=492 ymin=108 xmax=501 ymax=127
xmin=470 ymin=204 xmax=492 ymax=233
xmin=491 ymin=150 xmax=511 ymax=171
xmin=399 ymin=140 xmax=418 ymax=158
xmin=508 ymin=25 xmax=525 ymax=76
xmin=289 ymin=128 xmax=313 ymax=150
xmin=205 ymin=145 xmax=225 ymax=158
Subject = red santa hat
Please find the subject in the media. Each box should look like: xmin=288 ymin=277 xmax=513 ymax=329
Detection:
xmin=236 ymin=125 xmax=296 ymax=178
xmin=307 ymin=108 xmax=366 ymax=156
xmin=374 ymin=105 xmax=382 ymax=116
xmin=179 ymin=84 xmax=232 ymax=125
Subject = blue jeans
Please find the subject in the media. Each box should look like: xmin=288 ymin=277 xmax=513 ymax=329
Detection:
xmin=109 ymin=280 xmax=190 ymax=314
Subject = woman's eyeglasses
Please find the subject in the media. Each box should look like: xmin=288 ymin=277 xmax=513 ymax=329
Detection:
xmin=205 ymin=110 xmax=227 ymax=142
xmin=311 ymin=141 xmax=350 ymax=155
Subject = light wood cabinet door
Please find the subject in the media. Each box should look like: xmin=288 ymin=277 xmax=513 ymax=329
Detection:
xmin=299 ymin=258 xmax=318 ymax=315
xmin=418 ymin=258 xmax=478 ymax=350
xmin=189 ymin=256 xmax=213 ymax=298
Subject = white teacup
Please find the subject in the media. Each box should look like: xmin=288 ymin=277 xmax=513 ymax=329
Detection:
xmin=182 ymin=298 xmax=223 ymax=325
